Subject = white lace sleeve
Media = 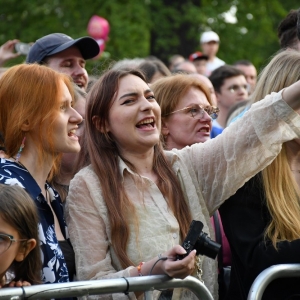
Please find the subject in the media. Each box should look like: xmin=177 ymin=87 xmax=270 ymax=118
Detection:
xmin=173 ymin=90 xmax=300 ymax=213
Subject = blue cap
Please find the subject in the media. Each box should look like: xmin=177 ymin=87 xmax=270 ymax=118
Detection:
xmin=26 ymin=33 xmax=100 ymax=63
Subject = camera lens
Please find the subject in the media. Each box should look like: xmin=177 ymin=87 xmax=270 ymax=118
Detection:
xmin=195 ymin=232 xmax=221 ymax=259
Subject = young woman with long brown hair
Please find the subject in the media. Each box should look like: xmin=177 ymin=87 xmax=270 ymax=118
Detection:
xmin=0 ymin=64 xmax=82 ymax=293
xmin=66 ymin=67 xmax=300 ymax=300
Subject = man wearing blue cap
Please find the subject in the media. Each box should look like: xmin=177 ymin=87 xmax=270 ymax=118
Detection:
xmin=26 ymin=33 xmax=100 ymax=90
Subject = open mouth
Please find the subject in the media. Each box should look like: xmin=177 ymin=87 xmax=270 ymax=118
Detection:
xmin=68 ymin=129 xmax=77 ymax=137
xmin=136 ymin=118 xmax=155 ymax=129
xmin=75 ymin=82 xmax=84 ymax=89
xmin=198 ymin=127 xmax=210 ymax=133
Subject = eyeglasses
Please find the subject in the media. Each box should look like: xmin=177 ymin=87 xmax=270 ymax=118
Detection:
xmin=0 ymin=233 xmax=27 ymax=255
xmin=164 ymin=104 xmax=220 ymax=120
xmin=227 ymin=84 xmax=248 ymax=93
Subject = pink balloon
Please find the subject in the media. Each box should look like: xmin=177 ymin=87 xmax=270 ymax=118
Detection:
xmin=87 ymin=15 xmax=110 ymax=41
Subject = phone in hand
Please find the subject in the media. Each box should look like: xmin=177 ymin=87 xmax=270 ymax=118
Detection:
xmin=15 ymin=42 xmax=32 ymax=55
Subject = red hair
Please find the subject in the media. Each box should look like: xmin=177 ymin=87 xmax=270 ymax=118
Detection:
xmin=0 ymin=64 xmax=74 ymax=179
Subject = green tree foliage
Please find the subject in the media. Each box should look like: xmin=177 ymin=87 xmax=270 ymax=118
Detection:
xmin=0 ymin=0 xmax=299 ymax=74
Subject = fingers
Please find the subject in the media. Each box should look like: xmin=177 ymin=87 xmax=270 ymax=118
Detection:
xmin=162 ymin=249 xmax=197 ymax=279
xmin=164 ymin=244 xmax=188 ymax=257
xmin=7 ymin=280 xmax=31 ymax=287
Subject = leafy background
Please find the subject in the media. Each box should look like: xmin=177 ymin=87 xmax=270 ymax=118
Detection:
xmin=0 ymin=0 xmax=299 ymax=75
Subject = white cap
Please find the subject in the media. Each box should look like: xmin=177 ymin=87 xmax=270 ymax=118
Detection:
xmin=200 ymin=31 xmax=220 ymax=44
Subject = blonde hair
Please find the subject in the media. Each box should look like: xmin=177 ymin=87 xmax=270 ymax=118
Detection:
xmin=249 ymin=50 xmax=300 ymax=247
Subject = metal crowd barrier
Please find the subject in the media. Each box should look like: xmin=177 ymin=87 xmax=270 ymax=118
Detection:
xmin=0 ymin=275 xmax=213 ymax=300
xmin=247 ymin=264 xmax=300 ymax=300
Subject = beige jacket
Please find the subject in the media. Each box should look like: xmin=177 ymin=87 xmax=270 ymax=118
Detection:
xmin=65 ymin=90 xmax=300 ymax=299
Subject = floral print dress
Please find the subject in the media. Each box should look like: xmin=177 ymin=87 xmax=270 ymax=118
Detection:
xmin=0 ymin=158 xmax=70 ymax=285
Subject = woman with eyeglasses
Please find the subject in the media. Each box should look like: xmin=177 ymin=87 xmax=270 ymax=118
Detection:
xmin=66 ymin=67 xmax=300 ymax=300
xmin=151 ymin=73 xmax=219 ymax=149
xmin=0 ymin=184 xmax=41 ymax=287
xmin=151 ymin=73 xmax=230 ymax=300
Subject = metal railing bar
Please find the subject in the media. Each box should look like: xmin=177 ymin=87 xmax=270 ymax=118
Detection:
xmin=247 ymin=264 xmax=300 ymax=300
xmin=0 ymin=275 xmax=213 ymax=300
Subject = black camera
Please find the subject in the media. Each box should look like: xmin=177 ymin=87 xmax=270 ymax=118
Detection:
xmin=178 ymin=220 xmax=221 ymax=260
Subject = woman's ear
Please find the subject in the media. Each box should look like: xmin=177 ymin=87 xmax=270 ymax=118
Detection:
xmin=161 ymin=119 xmax=169 ymax=137
xmin=20 ymin=120 xmax=31 ymax=132
xmin=92 ymin=116 xmax=109 ymax=133
xmin=15 ymin=239 xmax=37 ymax=262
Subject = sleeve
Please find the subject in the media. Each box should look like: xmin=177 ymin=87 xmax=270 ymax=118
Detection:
xmin=174 ymin=90 xmax=300 ymax=214
xmin=65 ymin=170 xmax=136 ymax=300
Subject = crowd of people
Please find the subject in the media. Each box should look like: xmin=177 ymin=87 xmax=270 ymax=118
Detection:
xmin=0 ymin=7 xmax=300 ymax=300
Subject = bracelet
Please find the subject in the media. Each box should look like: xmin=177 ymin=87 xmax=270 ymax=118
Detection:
xmin=137 ymin=262 xmax=144 ymax=276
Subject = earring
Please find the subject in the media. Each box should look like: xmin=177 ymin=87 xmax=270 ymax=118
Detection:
xmin=15 ymin=137 xmax=26 ymax=162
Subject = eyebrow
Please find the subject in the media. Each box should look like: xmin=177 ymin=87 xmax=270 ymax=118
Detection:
xmin=61 ymin=58 xmax=86 ymax=64
xmin=118 ymin=89 xmax=153 ymax=101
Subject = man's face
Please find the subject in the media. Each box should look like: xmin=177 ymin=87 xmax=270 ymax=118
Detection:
xmin=45 ymin=46 xmax=88 ymax=90
xmin=235 ymin=64 xmax=257 ymax=94
xmin=216 ymin=75 xmax=248 ymax=109
xmin=201 ymin=41 xmax=219 ymax=58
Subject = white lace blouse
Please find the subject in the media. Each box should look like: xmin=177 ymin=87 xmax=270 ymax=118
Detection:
xmin=65 ymin=90 xmax=300 ymax=300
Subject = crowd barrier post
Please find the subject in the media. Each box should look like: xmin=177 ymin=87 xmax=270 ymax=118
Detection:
xmin=247 ymin=264 xmax=300 ymax=300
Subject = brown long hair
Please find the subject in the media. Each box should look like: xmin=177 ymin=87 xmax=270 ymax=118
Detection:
xmin=0 ymin=184 xmax=41 ymax=284
xmin=0 ymin=64 xmax=74 ymax=180
xmin=86 ymin=68 xmax=192 ymax=268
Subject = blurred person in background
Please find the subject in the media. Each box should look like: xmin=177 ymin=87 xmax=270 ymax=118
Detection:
xmin=138 ymin=58 xmax=171 ymax=84
xmin=233 ymin=60 xmax=257 ymax=95
xmin=278 ymin=9 xmax=300 ymax=51
xmin=0 ymin=39 xmax=21 ymax=67
xmin=200 ymin=31 xmax=225 ymax=76
xmin=168 ymin=54 xmax=185 ymax=72
xmin=172 ymin=60 xmax=197 ymax=74
xmin=189 ymin=51 xmax=208 ymax=76
xmin=209 ymin=65 xmax=248 ymax=137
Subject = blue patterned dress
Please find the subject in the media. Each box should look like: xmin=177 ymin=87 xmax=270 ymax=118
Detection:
xmin=0 ymin=158 xmax=70 ymax=286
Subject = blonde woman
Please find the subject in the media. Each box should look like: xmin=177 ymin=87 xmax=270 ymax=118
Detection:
xmin=219 ymin=49 xmax=300 ymax=299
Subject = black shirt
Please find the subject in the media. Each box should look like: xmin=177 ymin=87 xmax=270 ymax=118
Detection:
xmin=219 ymin=173 xmax=300 ymax=300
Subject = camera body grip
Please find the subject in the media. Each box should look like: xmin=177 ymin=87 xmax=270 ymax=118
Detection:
xmin=177 ymin=220 xmax=221 ymax=260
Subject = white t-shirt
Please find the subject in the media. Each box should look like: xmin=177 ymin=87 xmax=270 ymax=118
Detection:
xmin=206 ymin=57 xmax=225 ymax=76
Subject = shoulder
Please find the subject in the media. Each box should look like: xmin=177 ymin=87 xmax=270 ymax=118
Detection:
xmin=215 ymin=57 xmax=225 ymax=65
xmin=73 ymin=164 xmax=96 ymax=181
xmin=0 ymin=159 xmax=27 ymax=188
xmin=70 ymin=164 xmax=100 ymax=193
